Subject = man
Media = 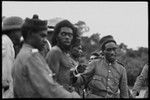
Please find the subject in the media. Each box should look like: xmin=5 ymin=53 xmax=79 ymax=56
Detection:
xmin=72 ymin=35 xmax=129 ymax=98
xmin=12 ymin=14 xmax=80 ymax=98
xmin=46 ymin=20 xmax=81 ymax=95
xmin=132 ymin=64 xmax=148 ymax=98
xmin=2 ymin=16 xmax=24 ymax=98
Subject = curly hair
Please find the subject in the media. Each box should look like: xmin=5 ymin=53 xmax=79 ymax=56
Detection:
xmin=51 ymin=20 xmax=79 ymax=46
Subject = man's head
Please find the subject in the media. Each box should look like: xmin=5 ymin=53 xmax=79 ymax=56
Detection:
xmin=47 ymin=26 xmax=54 ymax=43
xmin=99 ymin=35 xmax=118 ymax=63
xmin=70 ymin=37 xmax=82 ymax=59
xmin=21 ymin=14 xmax=48 ymax=51
xmin=2 ymin=16 xmax=24 ymax=45
xmin=51 ymin=20 xmax=76 ymax=51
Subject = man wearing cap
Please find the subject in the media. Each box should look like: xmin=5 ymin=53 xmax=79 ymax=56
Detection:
xmin=12 ymin=15 xmax=80 ymax=98
xmin=71 ymin=35 xmax=129 ymax=98
xmin=46 ymin=20 xmax=81 ymax=96
xmin=2 ymin=16 xmax=24 ymax=98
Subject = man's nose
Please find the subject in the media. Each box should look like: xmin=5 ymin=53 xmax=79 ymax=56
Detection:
xmin=42 ymin=38 xmax=47 ymax=43
xmin=65 ymin=34 xmax=70 ymax=39
xmin=110 ymin=50 xmax=115 ymax=55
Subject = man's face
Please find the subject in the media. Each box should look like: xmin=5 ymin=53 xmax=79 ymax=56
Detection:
xmin=47 ymin=30 xmax=53 ymax=43
xmin=103 ymin=42 xmax=117 ymax=63
xmin=12 ymin=29 xmax=22 ymax=45
xmin=57 ymin=27 xmax=73 ymax=46
xmin=71 ymin=45 xmax=82 ymax=58
xmin=31 ymin=30 xmax=47 ymax=51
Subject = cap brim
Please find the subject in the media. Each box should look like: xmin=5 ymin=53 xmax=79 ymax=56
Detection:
xmin=2 ymin=25 xmax=22 ymax=31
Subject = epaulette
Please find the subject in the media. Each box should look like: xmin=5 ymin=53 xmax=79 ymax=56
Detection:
xmin=116 ymin=60 xmax=125 ymax=67
xmin=31 ymin=49 xmax=39 ymax=53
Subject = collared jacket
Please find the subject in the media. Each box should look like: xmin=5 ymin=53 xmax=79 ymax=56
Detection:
xmin=132 ymin=64 xmax=148 ymax=98
xmin=73 ymin=58 xmax=129 ymax=98
xmin=12 ymin=43 xmax=78 ymax=98
xmin=2 ymin=34 xmax=15 ymax=98
xmin=46 ymin=46 xmax=77 ymax=92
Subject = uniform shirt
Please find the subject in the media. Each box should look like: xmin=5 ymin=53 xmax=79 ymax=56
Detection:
xmin=132 ymin=64 xmax=148 ymax=98
xmin=12 ymin=43 xmax=76 ymax=98
xmin=2 ymin=34 xmax=15 ymax=98
xmin=46 ymin=46 xmax=77 ymax=92
xmin=74 ymin=58 xmax=129 ymax=98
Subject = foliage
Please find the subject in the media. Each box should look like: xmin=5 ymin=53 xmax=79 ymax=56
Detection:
xmin=75 ymin=20 xmax=90 ymax=36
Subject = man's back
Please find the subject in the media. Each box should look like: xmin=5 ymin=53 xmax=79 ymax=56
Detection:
xmin=12 ymin=43 xmax=77 ymax=98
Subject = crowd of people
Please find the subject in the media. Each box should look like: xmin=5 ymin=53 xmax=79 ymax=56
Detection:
xmin=2 ymin=14 xmax=148 ymax=98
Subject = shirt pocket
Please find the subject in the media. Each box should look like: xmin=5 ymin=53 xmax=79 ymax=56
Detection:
xmin=112 ymin=78 xmax=119 ymax=86
xmin=89 ymin=75 xmax=106 ymax=91
xmin=110 ymin=78 xmax=119 ymax=92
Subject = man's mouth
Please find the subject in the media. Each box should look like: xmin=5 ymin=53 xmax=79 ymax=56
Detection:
xmin=64 ymin=41 xmax=71 ymax=44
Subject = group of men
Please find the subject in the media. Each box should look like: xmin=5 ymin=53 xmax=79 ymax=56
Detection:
xmin=2 ymin=14 xmax=148 ymax=98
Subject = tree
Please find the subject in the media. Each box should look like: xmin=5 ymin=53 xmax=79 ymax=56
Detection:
xmin=74 ymin=20 xmax=90 ymax=36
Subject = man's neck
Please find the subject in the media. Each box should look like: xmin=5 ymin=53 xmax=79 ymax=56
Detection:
xmin=104 ymin=57 xmax=115 ymax=65
xmin=57 ymin=43 xmax=70 ymax=53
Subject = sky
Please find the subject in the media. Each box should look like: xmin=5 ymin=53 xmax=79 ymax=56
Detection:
xmin=2 ymin=1 xmax=148 ymax=50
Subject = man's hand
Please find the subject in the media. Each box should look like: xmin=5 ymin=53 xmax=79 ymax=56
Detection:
xmin=76 ymin=64 xmax=87 ymax=73
xmin=2 ymin=80 xmax=9 ymax=92
xmin=131 ymin=91 xmax=139 ymax=98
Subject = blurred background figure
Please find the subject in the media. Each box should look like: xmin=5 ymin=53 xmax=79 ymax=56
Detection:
xmin=2 ymin=16 xmax=24 ymax=98
xmin=89 ymin=52 xmax=100 ymax=63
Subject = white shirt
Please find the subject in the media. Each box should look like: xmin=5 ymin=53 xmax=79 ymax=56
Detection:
xmin=2 ymin=34 xmax=15 ymax=98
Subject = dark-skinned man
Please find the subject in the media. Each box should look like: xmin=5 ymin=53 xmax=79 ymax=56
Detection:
xmin=71 ymin=35 xmax=129 ymax=98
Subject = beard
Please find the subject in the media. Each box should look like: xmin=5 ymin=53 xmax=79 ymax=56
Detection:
xmin=57 ymin=40 xmax=71 ymax=52
xmin=105 ymin=54 xmax=116 ymax=63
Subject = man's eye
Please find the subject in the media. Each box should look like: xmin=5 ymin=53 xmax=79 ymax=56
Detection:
xmin=106 ymin=48 xmax=111 ymax=51
xmin=68 ymin=34 xmax=73 ymax=37
xmin=61 ymin=32 xmax=66 ymax=36
xmin=40 ymin=34 xmax=47 ymax=38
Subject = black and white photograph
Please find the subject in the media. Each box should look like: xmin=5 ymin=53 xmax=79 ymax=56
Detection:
xmin=2 ymin=1 xmax=148 ymax=98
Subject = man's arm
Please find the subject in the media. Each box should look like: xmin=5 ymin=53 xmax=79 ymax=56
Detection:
xmin=46 ymin=49 xmax=60 ymax=77
xmin=132 ymin=64 xmax=148 ymax=96
xmin=119 ymin=67 xmax=129 ymax=98
xmin=26 ymin=53 xmax=80 ymax=98
xmin=71 ymin=60 xmax=95 ymax=86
